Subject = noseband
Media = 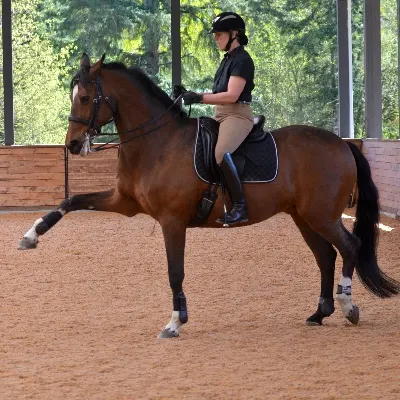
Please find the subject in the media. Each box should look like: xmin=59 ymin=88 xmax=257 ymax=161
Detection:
xmin=68 ymin=76 xmax=116 ymax=138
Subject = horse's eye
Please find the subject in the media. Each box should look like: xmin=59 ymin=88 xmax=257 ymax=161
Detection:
xmin=81 ymin=96 xmax=90 ymax=105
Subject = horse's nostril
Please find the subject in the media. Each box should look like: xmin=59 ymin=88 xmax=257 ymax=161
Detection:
xmin=66 ymin=139 xmax=83 ymax=155
xmin=67 ymin=140 xmax=78 ymax=149
xmin=67 ymin=140 xmax=80 ymax=151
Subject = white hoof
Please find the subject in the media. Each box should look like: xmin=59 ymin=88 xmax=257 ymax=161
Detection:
xmin=158 ymin=328 xmax=180 ymax=339
xmin=158 ymin=311 xmax=184 ymax=338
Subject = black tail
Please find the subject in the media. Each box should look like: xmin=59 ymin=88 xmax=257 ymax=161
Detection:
xmin=347 ymin=142 xmax=400 ymax=298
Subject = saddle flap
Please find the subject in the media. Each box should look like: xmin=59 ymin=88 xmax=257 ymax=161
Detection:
xmin=199 ymin=118 xmax=219 ymax=182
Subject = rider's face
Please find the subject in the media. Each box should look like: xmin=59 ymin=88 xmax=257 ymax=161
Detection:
xmin=213 ymin=31 xmax=231 ymax=51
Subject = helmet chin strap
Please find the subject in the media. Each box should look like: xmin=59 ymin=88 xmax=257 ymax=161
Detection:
xmin=224 ymin=31 xmax=237 ymax=52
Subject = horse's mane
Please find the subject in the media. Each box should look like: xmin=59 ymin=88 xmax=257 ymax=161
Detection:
xmin=71 ymin=62 xmax=186 ymax=117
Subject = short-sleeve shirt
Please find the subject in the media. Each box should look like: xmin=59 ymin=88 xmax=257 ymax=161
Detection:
xmin=212 ymin=46 xmax=255 ymax=103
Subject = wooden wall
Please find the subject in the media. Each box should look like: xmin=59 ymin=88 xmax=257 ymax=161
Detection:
xmin=362 ymin=139 xmax=400 ymax=217
xmin=0 ymin=146 xmax=65 ymax=208
xmin=0 ymin=140 xmax=399 ymax=219
xmin=67 ymin=145 xmax=119 ymax=196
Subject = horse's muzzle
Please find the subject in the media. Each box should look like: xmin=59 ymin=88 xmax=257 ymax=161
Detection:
xmin=66 ymin=139 xmax=84 ymax=155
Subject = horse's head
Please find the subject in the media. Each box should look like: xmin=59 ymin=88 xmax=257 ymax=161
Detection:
xmin=66 ymin=53 xmax=116 ymax=156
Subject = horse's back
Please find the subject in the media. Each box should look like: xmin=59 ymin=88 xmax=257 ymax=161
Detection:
xmin=271 ymin=124 xmax=355 ymax=170
xmin=272 ymin=124 xmax=350 ymax=147
xmin=270 ymin=125 xmax=357 ymax=220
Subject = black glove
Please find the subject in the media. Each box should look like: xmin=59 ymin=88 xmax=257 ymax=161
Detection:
xmin=172 ymin=84 xmax=187 ymax=100
xmin=182 ymin=91 xmax=203 ymax=105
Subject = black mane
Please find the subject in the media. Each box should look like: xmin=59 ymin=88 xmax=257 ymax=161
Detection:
xmin=71 ymin=62 xmax=185 ymax=116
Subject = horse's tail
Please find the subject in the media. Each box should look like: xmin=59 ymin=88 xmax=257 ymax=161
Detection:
xmin=347 ymin=142 xmax=400 ymax=297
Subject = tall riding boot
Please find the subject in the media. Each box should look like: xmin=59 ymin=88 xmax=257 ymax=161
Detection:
xmin=216 ymin=153 xmax=248 ymax=226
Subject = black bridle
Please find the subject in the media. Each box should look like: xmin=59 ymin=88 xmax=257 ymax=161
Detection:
xmin=68 ymin=76 xmax=185 ymax=153
xmin=68 ymin=76 xmax=116 ymax=137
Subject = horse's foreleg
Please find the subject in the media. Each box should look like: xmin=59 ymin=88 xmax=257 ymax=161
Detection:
xmin=158 ymin=218 xmax=187 ymax=338
xmin=19 ymin=189 xmax=134 ymax=250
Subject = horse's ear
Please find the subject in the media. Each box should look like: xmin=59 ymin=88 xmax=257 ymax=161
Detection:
xmin=89 ymin=54 xmax=106 ymax=77
xmin=80 ymin=53 xmax=91 ymax=69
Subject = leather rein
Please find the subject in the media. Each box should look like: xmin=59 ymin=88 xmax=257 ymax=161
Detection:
xmin=68 ymin=76 xmax=184 ymax=153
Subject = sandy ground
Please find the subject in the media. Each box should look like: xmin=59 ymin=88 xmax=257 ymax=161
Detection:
xmin=1 ymin=210 xmax=399 ymax=399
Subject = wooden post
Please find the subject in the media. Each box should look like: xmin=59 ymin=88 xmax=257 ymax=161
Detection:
xmin=364 ymin=0 xmax=382 ymax=138
xmin=171 ymin=0 xmax=182 ymax=87
xmin=2 ymin=0 xmax=15 ymax=145
xmin=337 ymin=0 xmax=354 ymax=138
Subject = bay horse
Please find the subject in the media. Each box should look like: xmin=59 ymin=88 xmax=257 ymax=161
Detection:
xmin=19 ymin=54 xmax=399 ymax=338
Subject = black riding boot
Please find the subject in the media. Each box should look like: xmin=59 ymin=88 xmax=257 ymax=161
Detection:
xmin=216 ymin=153 xmax=248 ymax=226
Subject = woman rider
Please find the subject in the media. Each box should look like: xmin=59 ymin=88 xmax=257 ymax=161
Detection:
xmin=182 ymin=12 xmax=255 ymax=226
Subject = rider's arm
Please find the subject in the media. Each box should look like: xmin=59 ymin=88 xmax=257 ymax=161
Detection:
xmin=202 ymin=76 xmax=246 ymax=105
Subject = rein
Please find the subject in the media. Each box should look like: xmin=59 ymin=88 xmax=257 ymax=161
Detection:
xmin=69 ymin=76 xmax=185 ymax=153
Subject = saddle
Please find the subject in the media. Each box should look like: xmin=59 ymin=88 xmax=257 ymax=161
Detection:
xmin=189 ymin=115 xmax=279 ymax=227
xmin=194 ymin=115 xmax=278 ymax=184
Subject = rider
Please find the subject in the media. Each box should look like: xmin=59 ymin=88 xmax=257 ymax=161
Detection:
xmin=182 ymin=12 xmax=255 ymax=226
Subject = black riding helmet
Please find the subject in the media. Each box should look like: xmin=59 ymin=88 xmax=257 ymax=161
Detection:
xmin=210 ymin=12 xmax=246 ymax=33
xmin=209 ymin=12 xmax=247 ymax=51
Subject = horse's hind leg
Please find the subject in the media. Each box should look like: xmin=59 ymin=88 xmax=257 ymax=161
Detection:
xmin=333 ymin=221 xmax=362 ymax=324
xmin=291 ymin=211 xmax=337 ymax=325
xmin=18 ymin=189 xmax=136 ymax=250
xmin=306 ymin=217 xmax=361 ymax=325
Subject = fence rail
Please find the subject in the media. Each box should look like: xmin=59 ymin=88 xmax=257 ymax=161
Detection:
xmin=0 ymin=140 xmax=399 ymax=218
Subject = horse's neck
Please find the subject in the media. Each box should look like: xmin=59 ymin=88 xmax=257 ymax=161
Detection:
xmin=104 ymin=72 xmax=196 ymax=168
xmin=116 ymin=104 xmax=196 ymax=168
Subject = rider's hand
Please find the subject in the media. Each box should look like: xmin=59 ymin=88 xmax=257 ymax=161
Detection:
xmin=182 ymin=91 xmax=203 ymax=105
xmin=172 ymin=84 xmax=187 ymax=100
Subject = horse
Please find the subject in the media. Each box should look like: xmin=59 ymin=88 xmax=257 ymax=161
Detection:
xmin=18 ymin=54 xmax=400 ymax=338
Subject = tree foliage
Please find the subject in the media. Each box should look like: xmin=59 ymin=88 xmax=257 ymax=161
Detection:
xmin=1 ymin=0 xmax=399 ymax=144
xmin=1 ymin=0 xmax=72 ymax=144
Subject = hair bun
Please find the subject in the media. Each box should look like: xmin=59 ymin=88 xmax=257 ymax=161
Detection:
xmin=239 ymin=33 xmax=248 ymax=46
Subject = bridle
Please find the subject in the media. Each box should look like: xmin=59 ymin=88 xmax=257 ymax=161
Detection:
xmin=69 ymin=76 xmax=116 ymax=137
xmin=68 ymin=75 xmax=185 ymax=154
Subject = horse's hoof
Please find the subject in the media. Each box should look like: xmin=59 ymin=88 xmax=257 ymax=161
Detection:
xmin=306 ymin=311 xmax=324 ymax=326
xmin=158 ymin=328 xmax=179 ymax=339
xmin=306 ymin=320 xmax=323 ymax=326
xmin=346 ymin=305 xmax=360 ymax=325
xmin=18 ymin=238 xmax=37 ymax=250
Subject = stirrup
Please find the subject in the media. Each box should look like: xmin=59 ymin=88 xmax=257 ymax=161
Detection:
xmin=217 ymin=216 xmax=248 ymax=226
xmin=216 ymin=203 xmax=248 ymax=227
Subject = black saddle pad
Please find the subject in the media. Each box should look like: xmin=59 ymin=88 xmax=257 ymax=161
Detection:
xmin=194 ymin=117 xmax=279 ymax=184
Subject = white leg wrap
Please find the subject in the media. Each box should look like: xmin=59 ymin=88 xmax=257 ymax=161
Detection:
xmin=24 ymin=218 xmax=43 ymax=243
xmin=164 ymin=311 xmax=183 ymax=334
xmin=336 ymin=293 xmax=354 ymax=317
xmin=336 ymin=275 xmax=354 ymax=317
xmin=339 ymin=275 xmax=352 ymax=287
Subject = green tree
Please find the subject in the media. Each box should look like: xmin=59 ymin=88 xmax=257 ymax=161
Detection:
xmin=0 ymin=0 xmax=73 ymax=144
xmin=10 ymin=0 xmax=72 ymax=144
xmin=5 ymin=0 xmax=398 ymax=143
xmin=0 ymin=32 xmax=4 ymax=144
xmin=381 ymin=0 xmax=399 ymax=138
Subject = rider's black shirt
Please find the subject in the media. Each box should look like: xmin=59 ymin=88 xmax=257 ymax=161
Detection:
xmin=212 ymin=46 xmax=255 ymax=103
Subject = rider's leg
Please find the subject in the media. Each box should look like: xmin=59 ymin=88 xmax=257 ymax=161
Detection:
xmin=213 ymin=104 xmax=253 ymax=225
xmin=216 ymin=152 xmax=248 ymax=225
xmin=214 ymin=104 xmax=253 ymax=164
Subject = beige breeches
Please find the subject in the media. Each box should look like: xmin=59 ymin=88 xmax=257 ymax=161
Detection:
xmin=213 ymin=103 xmax=254 ymax=164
